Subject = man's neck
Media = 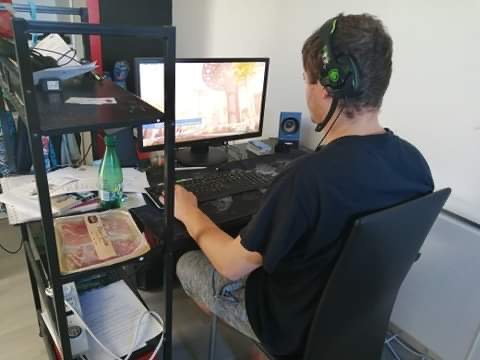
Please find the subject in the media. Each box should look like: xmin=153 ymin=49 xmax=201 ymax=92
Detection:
xmin=322 ymin=109 xmax=385 ymax=144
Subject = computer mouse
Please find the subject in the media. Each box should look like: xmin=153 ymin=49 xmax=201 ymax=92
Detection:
xmin=255 ymin=164 xmax=277 ymax=176
xmin=209 ymin=196 xmax=233 ymax=212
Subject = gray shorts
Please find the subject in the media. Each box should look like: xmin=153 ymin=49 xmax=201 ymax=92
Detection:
xmin=176 ymin=250 xmax=259 ymax=342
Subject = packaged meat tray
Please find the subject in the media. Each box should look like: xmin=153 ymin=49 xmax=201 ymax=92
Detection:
xmin=54 ymin=209 xmax=150 ymax=274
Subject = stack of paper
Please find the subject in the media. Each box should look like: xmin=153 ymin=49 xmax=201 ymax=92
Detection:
xmin=80 ymin=280 xmax=163 ymax=359
xmin=0 ymin=166 xmax=148 ymax=225
xmin=41 ymin=280 xmax=163 ymax=360
xmin=32 ymin=33 xmax=97 ymax=85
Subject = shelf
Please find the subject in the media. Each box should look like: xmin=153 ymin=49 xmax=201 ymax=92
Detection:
xmin=59 ymin=243 xmax=164 ymax=284
xmin=1 ymin=60 xmax=164 ymax=136
xmin=5 ymin=14 xmax=176 ymax=360
xmin=25 ymin=217 xmax=164 ymax=284
xmin=37 ymin=281 xmax=163 ymax=360
xmin=35 ymin=77 xmax=164 ymax=135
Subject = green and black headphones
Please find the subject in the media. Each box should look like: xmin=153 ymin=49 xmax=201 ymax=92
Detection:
xmin=317 ymin=15 xmax=360 ymax=99
xmin=314 ymin=15 xmax=361 ymax=134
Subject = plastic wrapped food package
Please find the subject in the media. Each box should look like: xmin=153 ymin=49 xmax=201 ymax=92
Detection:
xmin=54 ymin=210 xmax=150 ymax=274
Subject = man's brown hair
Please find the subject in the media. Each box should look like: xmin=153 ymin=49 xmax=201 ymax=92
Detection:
xmin=302 ymin=14 xmax=393 ymax=117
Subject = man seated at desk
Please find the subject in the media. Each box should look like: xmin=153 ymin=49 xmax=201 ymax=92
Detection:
xmin=164 ymin=13 xmax=434 ymax=359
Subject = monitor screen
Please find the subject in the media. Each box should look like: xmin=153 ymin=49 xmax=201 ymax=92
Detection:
xmin=136 ymin=58 xmax=269 ymax=150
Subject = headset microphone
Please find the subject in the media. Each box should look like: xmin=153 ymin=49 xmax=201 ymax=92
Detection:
xmin=315 ymin=98 xmax=338 ymax=132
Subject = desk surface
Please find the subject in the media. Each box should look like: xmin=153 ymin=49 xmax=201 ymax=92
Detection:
xmin=131 ymin=146 xmax=309 ymax=252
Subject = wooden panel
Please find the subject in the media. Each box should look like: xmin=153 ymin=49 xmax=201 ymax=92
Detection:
xmin=99 ymin=0 xmax=172 ymax=91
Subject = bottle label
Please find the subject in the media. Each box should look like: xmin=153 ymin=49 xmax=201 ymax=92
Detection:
xmin=99 ymin=184 xmax=123 ymax=203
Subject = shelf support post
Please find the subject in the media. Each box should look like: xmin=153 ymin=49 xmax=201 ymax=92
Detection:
xmin=162 ymin=26 xmax=176 ymax=360
xmin=12 ymin=18 xmax=73 ymax=360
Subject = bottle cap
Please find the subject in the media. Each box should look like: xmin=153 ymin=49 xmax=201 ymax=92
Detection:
xmin=105 ymin=135 xmax=117 ymax=146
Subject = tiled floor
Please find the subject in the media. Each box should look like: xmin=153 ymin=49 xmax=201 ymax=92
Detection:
xmin=0 ymin=219 xmax=425 ymax=360
xmin=0 ymin=222 xmax=47 ymax=360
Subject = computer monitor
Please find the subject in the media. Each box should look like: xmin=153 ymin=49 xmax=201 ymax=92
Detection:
xmin=135 ymin=57 xmax=269 ymax=166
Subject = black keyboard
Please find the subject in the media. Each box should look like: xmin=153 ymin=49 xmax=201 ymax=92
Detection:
xmin=146 ymin=170 xmax=272 ymax=205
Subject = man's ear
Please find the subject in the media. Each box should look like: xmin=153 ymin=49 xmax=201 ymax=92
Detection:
xmin=317 ymin=81 xmax=331 ymax=99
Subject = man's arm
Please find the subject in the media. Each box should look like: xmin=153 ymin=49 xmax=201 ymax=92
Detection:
xmin=161 ymin=186 xmax=263 ymax=281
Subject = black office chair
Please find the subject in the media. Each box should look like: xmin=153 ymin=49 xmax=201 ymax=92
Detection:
xmin=208 ymin=188 xmax=451 ymax=360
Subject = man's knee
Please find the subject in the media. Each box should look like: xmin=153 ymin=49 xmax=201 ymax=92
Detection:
xmin=176 ymin=250 xmax=209 ymax=296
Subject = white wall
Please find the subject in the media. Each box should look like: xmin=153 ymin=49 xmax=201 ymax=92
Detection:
xmin=174 ymin=0 xmax=286 ymax=140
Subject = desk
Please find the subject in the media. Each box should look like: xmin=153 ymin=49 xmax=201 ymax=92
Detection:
xmin=130 ymin=143 xmax=309 ymax=289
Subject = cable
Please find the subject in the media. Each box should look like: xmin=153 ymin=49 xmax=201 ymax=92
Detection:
xmin=392 ymin=336 xmax=433 ymax=359
xmin=385 ymin=332 xmax=434 ymax=360
xmin=0 ymin=239 xmax=23 ymax=254
xmin=75 ymin=143 xmax=92 ymax=167
xmin=56 ymin=48 xmax=76 ymax=65
xmin=81 ymin=132 xmax=87 ymax=166
xmin=64 ymin=301 xmax=164 ymax=360
xmin=32 ymin=47 xmax=82 ymax=66
xmin=56 ymin=48 xmax=79 ymax=67
xmin=385 ymin=341 xmax=402 ymax=360
xmin=33 ymin=47 xmax=80 ymax=65
xmin=317 ymin=105 xmax=345 ymax=148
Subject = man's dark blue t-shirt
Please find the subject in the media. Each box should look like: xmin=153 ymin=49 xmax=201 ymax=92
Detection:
xmin=239 ymin=131 xmax=434 ymax=358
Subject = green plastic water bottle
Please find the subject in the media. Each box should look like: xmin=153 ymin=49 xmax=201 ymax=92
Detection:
xmin=98 ymin=135 xmax=123 ymax=209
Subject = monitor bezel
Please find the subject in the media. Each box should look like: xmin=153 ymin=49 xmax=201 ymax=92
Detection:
xmin=134 ymin=57 xmax=270 ymax=152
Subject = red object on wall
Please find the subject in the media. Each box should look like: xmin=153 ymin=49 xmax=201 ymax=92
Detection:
xmin=0 ymin=0 xmax=13 ymax=38
xmin=87 ymin=0 xmax=103 ymax=75
xmin=136 ymin=142 xmax=151 ymax=161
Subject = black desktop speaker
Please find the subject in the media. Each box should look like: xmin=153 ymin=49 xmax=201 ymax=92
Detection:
xmin=276 ymin=112 xmax=301 ymax=152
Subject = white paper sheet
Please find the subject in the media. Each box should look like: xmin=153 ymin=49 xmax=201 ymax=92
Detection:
xmin=0 ymin=167 xmax=149 ymax=224
xmin=124 ymin=193 xmax=147 ymax=209
xmin=65 ymin=97 xmax=117 ymax=105
xmin=0 ymin=176 xmax=38 ymax=224
xmin=80 ymin=280 xmax=163 ymax=359
xmin=34 ymin=34 xmax=81 ymax=67
xmin=33 ymin=63 xmax=97 ymax=85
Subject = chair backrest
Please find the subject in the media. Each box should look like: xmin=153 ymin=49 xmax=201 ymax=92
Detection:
xmin=303 ymin=188 xmax=451 ymax=360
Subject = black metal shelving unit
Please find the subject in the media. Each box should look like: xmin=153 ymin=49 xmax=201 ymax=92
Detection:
xmin=0 ymin=10 xmax=176 ymax=360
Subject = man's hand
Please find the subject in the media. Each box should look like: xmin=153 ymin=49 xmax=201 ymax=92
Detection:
xmin=160 ymin=185 xmax=198 ymax=223
xmin=161 ymin=185 xmax=262 ymax=280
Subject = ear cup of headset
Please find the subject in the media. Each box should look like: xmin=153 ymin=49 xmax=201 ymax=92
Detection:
xmin=317 ymin=16 xmax=361 ymax=99
xmin=326 ymin=55 xmax=360 ymax=98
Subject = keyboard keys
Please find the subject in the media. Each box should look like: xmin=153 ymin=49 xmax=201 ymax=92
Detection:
xmin=146 ymin=170 xmax=272 ymax=205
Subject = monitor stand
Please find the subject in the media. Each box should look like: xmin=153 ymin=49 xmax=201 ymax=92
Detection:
xmin=176 ymin=143 xmax=228 ymax=167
